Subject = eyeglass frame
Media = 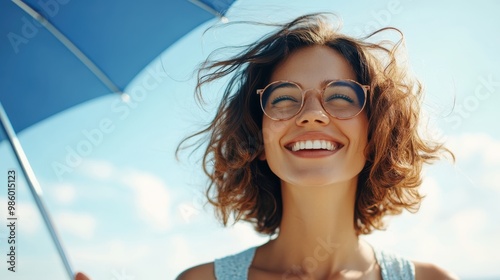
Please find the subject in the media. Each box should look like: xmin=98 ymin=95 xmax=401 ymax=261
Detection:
xmin=256 ymin=79 xmax=370 ymax=121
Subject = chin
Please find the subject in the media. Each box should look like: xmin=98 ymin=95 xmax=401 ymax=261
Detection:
xmin=283 ymin=170 xmax=358 ymax=188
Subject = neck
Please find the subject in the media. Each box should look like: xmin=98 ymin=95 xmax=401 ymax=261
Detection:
xmin=279 ymin=179 xmax=358 ymax=241
xmin=258 ymin=180 xmax=374 ymax=278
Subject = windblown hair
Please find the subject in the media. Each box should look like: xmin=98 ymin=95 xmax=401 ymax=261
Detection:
xmin=178 ymin=13 xmax=452 ymax=235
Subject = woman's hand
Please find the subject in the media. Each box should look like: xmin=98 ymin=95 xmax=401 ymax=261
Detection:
xmin=75 ymin=272 xmax=90 ymax=280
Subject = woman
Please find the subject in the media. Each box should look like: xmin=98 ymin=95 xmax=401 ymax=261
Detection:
xmin=77 ymin=13 xmax=456 ymax=280
xmin=175 ymin=13 xmax=456 ymax=280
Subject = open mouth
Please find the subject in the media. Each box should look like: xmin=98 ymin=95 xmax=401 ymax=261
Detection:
xmin=287 ymin=140 xmax=342 ymax=152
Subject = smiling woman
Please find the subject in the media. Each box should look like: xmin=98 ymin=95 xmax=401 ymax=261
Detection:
xmin=174 ymin=13 xmax=457 ymax=280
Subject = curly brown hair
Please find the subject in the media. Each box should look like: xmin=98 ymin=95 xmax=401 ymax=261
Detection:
xmin=178 ymin=13 xmax=452 ymax=235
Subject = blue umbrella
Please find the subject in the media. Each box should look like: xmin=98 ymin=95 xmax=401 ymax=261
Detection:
xmin=0 ymin=0 xmax=235 ymax=278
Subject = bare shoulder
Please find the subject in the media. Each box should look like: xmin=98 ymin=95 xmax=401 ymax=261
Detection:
xmin=413 ymin=261 xmax=459 ymax=280
xmin=176 ymin=262 xmax=216 ymax=280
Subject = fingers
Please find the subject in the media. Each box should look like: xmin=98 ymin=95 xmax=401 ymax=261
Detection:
xmin=75 ymin=272 xmax=90 ymax=280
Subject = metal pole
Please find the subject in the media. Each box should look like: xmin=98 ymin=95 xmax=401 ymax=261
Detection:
xmin=0 ymin=102 xmax=74 ymax=279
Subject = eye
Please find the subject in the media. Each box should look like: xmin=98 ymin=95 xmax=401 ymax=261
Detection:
xmin=265 ymin=83 xmax=302 ymax=107
xmin=271 ymin=95 xmax=300 ymax=105
xmin=325 ymin=94 xmax=354 ymax=103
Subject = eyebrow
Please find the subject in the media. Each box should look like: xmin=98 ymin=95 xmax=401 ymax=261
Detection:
xmin=292 ymin=79 xmax=338 ymax=88
xmin=320 ymin=79 xmax=334 ymax=87
xmin=321 ymin=79 xmax=353 ymax=88
xmin=274 ymin=82 xmax=298 ymax=89
xmin=321 ymin=79 xmax=361 ymax=86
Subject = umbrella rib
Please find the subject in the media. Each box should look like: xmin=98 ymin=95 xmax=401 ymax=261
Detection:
xmin=188 ymin=0 xmax=229 ymax=22
xmin=12 ymin=0 xmax=124 ymax=95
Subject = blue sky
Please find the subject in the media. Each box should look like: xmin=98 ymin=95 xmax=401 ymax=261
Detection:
xmin=1 ymin=0 xmax=499 ymax=279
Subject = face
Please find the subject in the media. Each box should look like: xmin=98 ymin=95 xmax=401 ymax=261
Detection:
xmin=260 ymin=45 xmax=369 ymax=188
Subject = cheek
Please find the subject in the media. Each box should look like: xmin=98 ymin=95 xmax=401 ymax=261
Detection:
xmin=338 ymin=116 xmax=369 ymax=154
xmin=261 ymin=118 xmax=289 ymax=160
xmin=262 ymin=118 xmax=287 ymax=145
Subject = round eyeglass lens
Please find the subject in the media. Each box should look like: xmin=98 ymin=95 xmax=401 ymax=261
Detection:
xmin=262 ymin=82 xmax=303 ymax=120
xmin=323 ymin=80 xmax=365 ymax=119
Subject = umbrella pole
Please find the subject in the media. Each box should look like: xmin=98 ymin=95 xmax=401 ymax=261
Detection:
xmin=0 ymin=102 xmax=74 ymax=280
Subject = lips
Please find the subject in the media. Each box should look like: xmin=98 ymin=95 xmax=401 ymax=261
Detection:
xmin=290 ymin=140 xmax=339 ymax=152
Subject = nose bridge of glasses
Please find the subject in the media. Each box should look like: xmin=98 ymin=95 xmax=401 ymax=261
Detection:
xmin=300 ymin=88 xmax=328 ymax=116
xmin=302 ymin=87 xmax=326 ymax=106
xmin=303 ymin=86 xmax=322 ymax=96
xmin=301 ymin=87 xmax=324 ymax=105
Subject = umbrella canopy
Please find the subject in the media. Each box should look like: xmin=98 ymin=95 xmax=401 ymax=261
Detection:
xmin=0 ymin=0 xmax=235 ymax=138
xmin=0 ymin=0 xmax=235 ymax=278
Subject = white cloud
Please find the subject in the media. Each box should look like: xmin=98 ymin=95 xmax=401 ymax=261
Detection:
xmin=449 ymin=208 xmax=487 ymax=244
xmin=52 ymin=183 xmax=76 ymax=204
xmin=16 ymin=201 xmax=42 ymax=235
xmin=53 ymin=161 xmax=173 ymax=232
xmin=447 ymin=133 xmax=500 ymax=165
xmin=56 ymin=212 xmax=97 ymax=240
xmin=481 ymin=170 xmax=500 ymax=192
xmin=80 ymin=159 xmax=115 ymax=179
xmin=74 ymin=239 xmax=150 ymax=265
xmin=416 ymin=176 xmax=442 ymax=225
xmin=168 ymin=235 xmax=193 ymax=270
xmin=442 ymin=208 xmax=499 ymax=276
xmin=230 ymin=222 xmax=268 ymax=247
xmin=121 ymin=170 xmax=171 ymax=231
xmin=446 ymin=133 xmax=500 ymax=192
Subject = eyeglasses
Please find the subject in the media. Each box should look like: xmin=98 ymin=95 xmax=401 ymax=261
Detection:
xmin=256 ymin=79 xmax=369 ymax=121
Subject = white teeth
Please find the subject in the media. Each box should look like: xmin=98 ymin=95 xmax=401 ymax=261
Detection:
xmin=306 ymin=140 xmax=313 ymax=149
xmin=291 ymin=140 xmax=338 ymax=152
xmin=312 ymin=140 xmax=321 ymax=149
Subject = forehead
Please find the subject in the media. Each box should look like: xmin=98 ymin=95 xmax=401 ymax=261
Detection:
xmin=270 ymin=45 xmax=356 ymax=87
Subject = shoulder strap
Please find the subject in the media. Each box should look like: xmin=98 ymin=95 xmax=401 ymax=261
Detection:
xmin=374 ymin=248 xmax=415 ymax=280
xmin=214 ymin=247 xmax=257 ymax=280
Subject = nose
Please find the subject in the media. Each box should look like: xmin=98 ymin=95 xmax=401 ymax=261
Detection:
xmin=295 ymin=90 xmax=330 ymax=126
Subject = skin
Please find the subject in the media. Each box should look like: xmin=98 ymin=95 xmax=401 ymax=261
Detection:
xmin=75 ymin=273 xmax=89 ymax=280
xmin=77 ymin=46 xmax=459 ymax=280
